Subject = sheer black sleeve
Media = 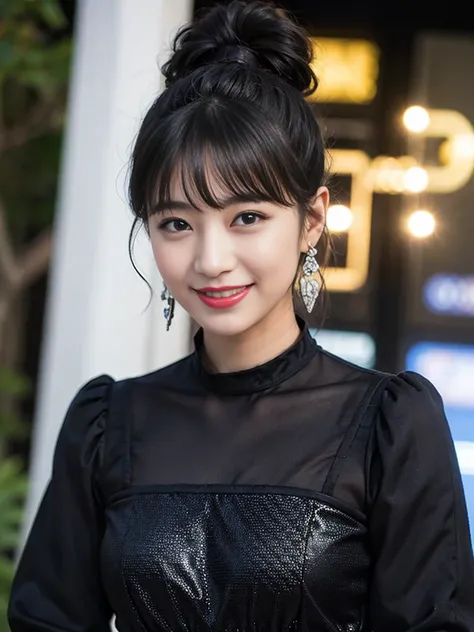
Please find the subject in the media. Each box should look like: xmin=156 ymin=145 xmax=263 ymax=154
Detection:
xmin=8 ymin=375 xmax=115 ymax=632
xmin=368 ymin=371 xmax=474 ymax=631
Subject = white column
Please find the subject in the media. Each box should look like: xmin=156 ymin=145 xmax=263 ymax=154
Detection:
xmin=21 ymin=0 xmax=192 ymax=541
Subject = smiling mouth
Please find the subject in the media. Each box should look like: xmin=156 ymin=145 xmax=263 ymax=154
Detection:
xmin=194 ymin=285 xmax=254 ymax=309
xmin=197 ymin=286 xmax=251 ymax=298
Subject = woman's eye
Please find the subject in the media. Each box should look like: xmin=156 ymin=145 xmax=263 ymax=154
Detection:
xmin=159 ymin=218 xmax=191 ymax=232
xmin=232 ymin=212 xmax=265 ymax=226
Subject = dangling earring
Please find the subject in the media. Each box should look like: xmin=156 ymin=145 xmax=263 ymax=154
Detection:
xmin=160 ymin=283 xmax=175 ymax=331
xmin=299 ymin=244 xmax=320 ymax=313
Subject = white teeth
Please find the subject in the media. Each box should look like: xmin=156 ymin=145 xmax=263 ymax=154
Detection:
xmin=202 ymin=287 xmax=247 ymax=298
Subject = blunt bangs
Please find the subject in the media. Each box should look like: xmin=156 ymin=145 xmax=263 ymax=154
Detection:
xmin=130 ymin=97 xmax=314 ymax=220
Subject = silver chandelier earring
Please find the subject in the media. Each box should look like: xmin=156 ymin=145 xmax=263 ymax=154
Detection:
xmin=160 ymin=284 xmax=175 ymax=331
xmin=299 ymin=244 xmax=320 ymax=313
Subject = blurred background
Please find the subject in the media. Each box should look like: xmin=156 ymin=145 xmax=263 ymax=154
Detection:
xmin=0 ymin=0 xmax=473 ymax=626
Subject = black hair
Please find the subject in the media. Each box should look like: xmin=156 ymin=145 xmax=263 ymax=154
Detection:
xmin=128 ymin=0 xmax=330 ymax=324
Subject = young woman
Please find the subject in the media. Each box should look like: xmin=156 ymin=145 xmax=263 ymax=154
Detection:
xmin=8 ymin=2 xmax=474 ymax=631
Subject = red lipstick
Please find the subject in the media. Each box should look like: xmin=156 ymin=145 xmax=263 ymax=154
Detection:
xmin=195 ymin=285 xmax=253 ymax=309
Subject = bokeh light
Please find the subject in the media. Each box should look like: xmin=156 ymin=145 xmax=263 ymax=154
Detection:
xmin=403 ymin=105 xmax=430 ymax=133
xmin=326 ymin=204 xmax=353 ymax=232
xmin=407 ymin=209 xmax=436 ymax=238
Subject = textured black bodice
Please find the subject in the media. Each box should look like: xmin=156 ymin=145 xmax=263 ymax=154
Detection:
xmin=103 ymin=489 xmax=369 ymax=632
xmin=8 ymin=323 xmax=474 ymax=631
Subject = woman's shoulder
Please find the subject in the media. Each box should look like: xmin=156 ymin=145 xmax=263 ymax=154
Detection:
xmin=54 ymin=354 xmax=197 ymax=471
xmin=67 ymin=353 xmax=196 ymax=420
xmin=318 ymin=345 xmax=442 ymax=401
xmin=372 ymin=370 xmax=454 ymax=462
xmin=122 ymin=352 xmax=196 ymax=388
xmin=111 ymin=352 xmax=198 ymax=407
xmin=52 ymin=375 xmax=114 ymax=477
xmin=316 ymin=348 xmax=448 ymax=433
xmin=68 ymin=373 xmax=115 ymax=408
xmin=381 ymin=370 xmax=446 ymax=426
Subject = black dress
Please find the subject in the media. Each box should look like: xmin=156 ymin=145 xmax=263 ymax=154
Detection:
xmin=8 ymin=322 xmax=474 ymax=631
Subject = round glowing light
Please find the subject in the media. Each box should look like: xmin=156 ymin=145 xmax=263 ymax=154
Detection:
xmin=440 ymin=134 xmax=474 ymax=163
xmin=326 ymin=204 xmax=353 ymax=232
xmin=407 ymin=210 xmax=435 ymax=238
xmin=452 ymin=134 xmax=474 ymax=159
xmin=403 ymin=106 xmax=430 ymax=133
xmin=403 ymin=166 xmax=428 ymax=193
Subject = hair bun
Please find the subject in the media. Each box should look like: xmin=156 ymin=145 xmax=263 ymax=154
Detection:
xmin=163 ymin=0 xmax=317 ymax=95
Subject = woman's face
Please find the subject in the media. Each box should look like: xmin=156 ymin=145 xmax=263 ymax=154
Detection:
xmin=149 ymin=173 xmax=328 ymax=338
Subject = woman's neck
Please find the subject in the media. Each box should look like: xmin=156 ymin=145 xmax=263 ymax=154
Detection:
xmin=202 ymin=301 xmax=301 ymax=374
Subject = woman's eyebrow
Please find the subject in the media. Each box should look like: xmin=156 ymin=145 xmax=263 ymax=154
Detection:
xmin=151 ymin=195 xmax=267 ymax=214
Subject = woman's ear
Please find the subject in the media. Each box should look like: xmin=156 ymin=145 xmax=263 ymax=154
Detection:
xmin=300 ymin=186 xmax=329 ymax=251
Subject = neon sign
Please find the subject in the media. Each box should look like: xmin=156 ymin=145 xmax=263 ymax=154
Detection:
xmin=424 ymin=274 xmax=474 ymax=317
xmin=324 ymin=109 xmax=474 ymax=293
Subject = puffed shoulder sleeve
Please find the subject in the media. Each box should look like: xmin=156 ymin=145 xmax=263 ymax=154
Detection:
xmin=8 ymin=375 xmax=115 ymax=632
xmin=368 ymin=371 xmax=474 ymax=631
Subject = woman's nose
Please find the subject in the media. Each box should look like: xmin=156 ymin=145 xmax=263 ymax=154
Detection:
xmin=193 ymin=228 xmax=236 ymax=279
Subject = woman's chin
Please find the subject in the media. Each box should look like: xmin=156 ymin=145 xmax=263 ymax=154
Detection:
xmin=190 ymin=305 xmax=261 ymax=339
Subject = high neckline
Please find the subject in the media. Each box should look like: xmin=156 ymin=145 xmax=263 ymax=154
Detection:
xmin=192 ymin=316 xmax=318 ymax=395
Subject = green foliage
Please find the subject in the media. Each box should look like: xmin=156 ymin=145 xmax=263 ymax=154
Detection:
xmin=0 ymin=0 xmax=72 ymax=236
xmin=0 ymin=132 xmax=63 ymax=231
xmin=0 ymin=455 xmax=28 ymax=569
xmin=0 ymin=1 xmax=72 ymax=628
xmin=0 ymin=375 xmax=29 ymax=629
xmin=0 ymin=367 xmax=30 ymax=439
xmin=0 ymin=0 xmax=70 ymax=92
